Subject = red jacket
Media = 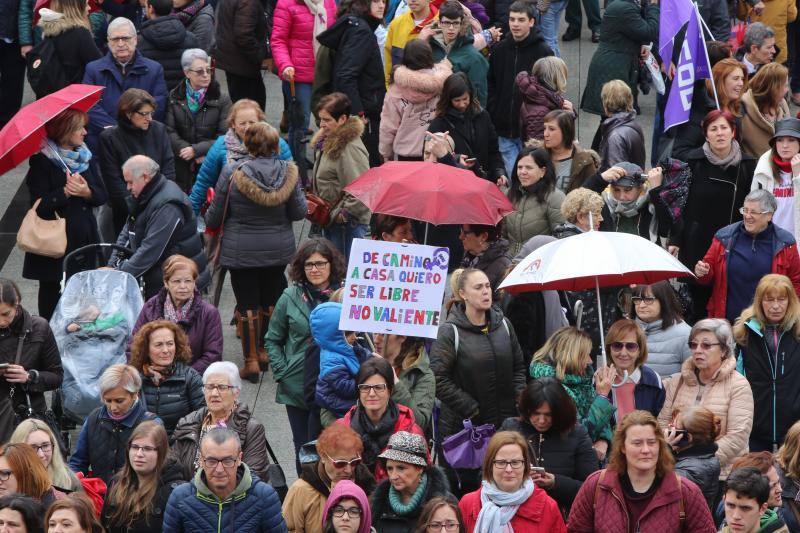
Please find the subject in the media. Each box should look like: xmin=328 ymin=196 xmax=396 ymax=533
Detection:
xmin=697 ymin=222 xmax=800 ymax=319
xmin=459 ymin=486 xmax=566 ymax=533
xmin=566 ymin=469 xmax=716 ymax=533
xmin=337 ymin=403 xmax=425 ymax=482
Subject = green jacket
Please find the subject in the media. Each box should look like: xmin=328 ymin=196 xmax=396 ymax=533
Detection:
xmin=392 ymin=348 xmax=436 ymax=430
xmin=266 ymin=285 xmax=312 ymax=409
xmin=430 ymin=32 xmax=489 ymax=107
xmin=530 ymin=361 xmax=615 ymax=443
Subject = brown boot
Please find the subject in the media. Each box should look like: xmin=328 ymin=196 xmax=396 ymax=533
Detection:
xmin=234 ymin=309 xmax=242 ymax=339
xmin=238 ymin=310 xmax=260 ymax=383
xmin=256 ymin=307 xmax=271 ymax=371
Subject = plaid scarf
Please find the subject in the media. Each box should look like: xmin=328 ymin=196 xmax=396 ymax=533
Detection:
xmin=172 ymin=0 xmax=203 ymax=26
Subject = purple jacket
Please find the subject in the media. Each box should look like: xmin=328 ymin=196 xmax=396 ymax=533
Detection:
xmin=129 ymin=288 xmax=223 ymax=375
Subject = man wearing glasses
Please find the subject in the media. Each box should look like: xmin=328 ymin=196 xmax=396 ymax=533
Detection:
xmin=82 ymin=17 xmax=168 ymax=151
xmin=163 ymin=428 xmax=287 ymax=532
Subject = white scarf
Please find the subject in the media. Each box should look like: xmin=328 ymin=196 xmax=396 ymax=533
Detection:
xmin=473 ymin=479 xmax=535 ymax=533
xmin=303 ymin=0 xmax=328 ymax=58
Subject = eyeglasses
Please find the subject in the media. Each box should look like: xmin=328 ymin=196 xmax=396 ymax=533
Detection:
xmin=739 ymin=207 xmax=771 ymax=216
xmin=203 ymin=384 xmax=236 ymax=393
xmin=130 ymin=444 xmax=158 ymax=453
xmin=688 ymin=341 xmax=722 ymax=350
xmin=428 ymin=521 xmax=460 ymax=532
xmin=202 ymin=456 xmax=237 ymax=468
xmin=357 ymin=383 xmax=388 ymax=394
xmin=30 ymin=442 xmax=52 ymax=454
xmin=304 ymin=260 xmax=330 ymax=271
xmin=439 ymin=19 xmax=461 ymax=27
xmin=332 ymin=506 xmax=363 ymax=518
xmin=492 ymin=459 xmax=525 ymax=470
xmin=631 ymin=296 xmax=656 ymax=306
xmin=134 ymin=110 xmax=154 ymax=118
xmin=108 ymin=35 xmax=134 ymax=44
xmin=0 ymin=470 xmax=13 ymax=482
xmin=188 ymin=68 xmax=212 ymax=76
xmin=325 ymin=454 xmax=362 ymax=469
xmin=610 ymin=341 xmax=639 ymax=352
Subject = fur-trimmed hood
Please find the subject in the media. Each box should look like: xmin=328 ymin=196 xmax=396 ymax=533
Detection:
xmin=312 ymin=116 xmax=365 ymax=161
xmin=38 ymin=9 xmax=89 ymax=37
xmin=389 ymin=60 xmax=453 ymax=104
xmin=234 ymin=158 xmax=299 ymax=207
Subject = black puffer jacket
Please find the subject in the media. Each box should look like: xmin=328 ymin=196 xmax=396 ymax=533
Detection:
xmin=595 ymin=111 xmax=646 ymax=170
xmin=317 ymin=13 xmax=386 ymax=117
xmin=460 ymin=238 xmax=511 ymax=300
xmin=37 ymin=19 xmax=102 ymax=93
xmin=370 ymin=466 xmax=451 ymax=533
xmin=165 ymin=79 xmax=231 ymax=190
xmin=674 ymin=443 xmax=720 ymax=509
xmin=429 ymin=107 xmax=505 ymax=181
xmin=101 ymin=458 xmax=187 ymax=533
xmin=205 ymin=157 xmax=306 ymax=269
xmin=500 ymin=417 xmax=598 ymax=515
xmin=140 ymin=362 xmax=206 ymax=435
xmin=137 ymin=16 xmax=199 ymax=90
xmin=430 ymin=304 xmax=526 ymax=438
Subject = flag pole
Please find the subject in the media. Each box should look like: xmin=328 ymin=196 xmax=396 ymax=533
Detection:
xmin=695 ymin=3 xmax=720 ymax=110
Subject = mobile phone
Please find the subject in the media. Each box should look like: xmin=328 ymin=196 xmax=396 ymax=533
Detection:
xmin=465 ymin=157 xmax=477 ymax=163
xmin=672 ymin=429 xmax=691 ymax=448
xmin=0 ymin=363 xmax=10 ymax=370
xmin=530 ymin=466 xmax=546 ymax=474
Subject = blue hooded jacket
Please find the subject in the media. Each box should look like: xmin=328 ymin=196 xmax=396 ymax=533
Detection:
xmin=311 ymin=302 xmax=371 ymax=417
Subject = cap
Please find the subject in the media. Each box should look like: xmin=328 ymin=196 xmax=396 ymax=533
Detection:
xmin=377 ymin=431 xmax=428 ymax=467
xmin=613 ymin=162 xmax=646 ymax=188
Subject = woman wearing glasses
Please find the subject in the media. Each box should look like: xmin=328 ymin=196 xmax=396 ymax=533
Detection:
xmin=603 ymin=319 xmax=665 ymax=423
xmin=694 ymin=189 xmax=800 ymax=323
xmin=172 ymin=361 xmax=271 ymax=481
xmin=459 ymin=431 xmax=565 ymax=532
xmin=283 ymin=424 xmax=374 ymax=532
xmin=370 ymin=431 xmax=451 ymax=533
xmin=99 ymin=88 xmax=176 ymax=235
xmin=128 ymin=320 xmax=205 ymax=435
xmin=323 ymin=480 xmax=375 ymax=533
xmin=0 ymin=443 xmax=66 ymax=508
xmin=630 ymin=281 xmax=692 ymax=378
xmin=414 ymin=497 xmax=465 ymax=533
xmin=267 ymin=238 xmax=345 ymax=475
xmin=164 ymin=49 xmax=232 ymax=192
xmin=657 ymin=318 xmax=754 ymax=478
xmin=337 ymin=358 xmax=425 ymax=482
xmin=101 ymin=421 xmax=185 ymax=533
xmin=9 ymin=420 xmax=80 ymax=494
xmin=733 ymin=274 xmax=800 ymax=452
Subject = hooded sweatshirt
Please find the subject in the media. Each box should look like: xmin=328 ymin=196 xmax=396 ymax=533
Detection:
xmin=322 ymin=480 xmax=373 ymax=533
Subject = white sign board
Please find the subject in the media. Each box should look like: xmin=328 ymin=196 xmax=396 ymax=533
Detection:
xmin=339 ymin=239 xmax=449 ymax=339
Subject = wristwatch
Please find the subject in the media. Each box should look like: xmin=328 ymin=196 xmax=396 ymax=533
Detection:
xmin=27 ymin=369 xmax=39 ymax=384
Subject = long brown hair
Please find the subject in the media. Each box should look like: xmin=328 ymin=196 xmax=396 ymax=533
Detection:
xmin=414 ymin=496 xmax=466 ymax=533
xmin=106 ymin=421 xmax=169 ymax=528
xmin=0 ymin=443 xmax=51 ymax=500
xmin=607 ymin=411 xmax=674 ymax=477
xmin=778 ymin=420 xmax=800 ymax=479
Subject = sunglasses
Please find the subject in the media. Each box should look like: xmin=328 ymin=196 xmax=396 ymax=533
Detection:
xmin=610 ymin=342 xmax=639 ymax=352
xmin=688 ymin=341 xmax=722 ymax=350
xmin=325 ymin=454 xmax=362 ymax=469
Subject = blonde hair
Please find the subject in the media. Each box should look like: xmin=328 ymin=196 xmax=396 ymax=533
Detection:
xmin=446 ymin=268 xmax=484 ymax=312
xmin=734 ymin=274 xmax=800 ymax=344
xmin=9 ymin=420 xmax=77 ymax=491
xmin=560 ymin=188 xmax=604 ymax=224
xmin=531 ymin=57 xmax=567 ymax=94
xmin=531 ymin=326 xmax=592 ymax=379
xmin=48 ymin=0 xmax=91 ymax=30
xmin=778 ymin=420 xmax=800 ymax=479
xmin=601 ymin=80 xmax=634 ymax=114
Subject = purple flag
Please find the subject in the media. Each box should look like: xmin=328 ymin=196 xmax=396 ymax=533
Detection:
xmin=659 ymin=0 xmax=693 ymax=65
xmin=664 ymin=6 xmax=712 ymax=131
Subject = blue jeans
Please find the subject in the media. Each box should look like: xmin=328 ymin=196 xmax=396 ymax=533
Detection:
xmin=539 ymin=0 xmax=567 ymax=57
xmin=498 ymin=136 xmax=523 ymax=177
xmin=282 ymin=81 xmax=312 ymax=160
xmin=324 ymin=221 xmax=369 ymax=258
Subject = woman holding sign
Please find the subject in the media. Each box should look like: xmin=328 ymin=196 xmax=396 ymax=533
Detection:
xmin=430 ymin=267 xmax=527 ymax=497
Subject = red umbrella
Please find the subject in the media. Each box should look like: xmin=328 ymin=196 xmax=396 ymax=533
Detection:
xmin=344 ymin=161 xmax=514 ymax=226
xmin=0 ymin=84 xmax=105 ymax=176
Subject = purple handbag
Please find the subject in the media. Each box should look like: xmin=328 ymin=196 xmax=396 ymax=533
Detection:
xmin=442 ymin=419 xmax=496 ymax=470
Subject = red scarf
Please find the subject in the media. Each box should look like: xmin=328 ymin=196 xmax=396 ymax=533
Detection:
xmin=773 ymin=153 xmax=793 ymax=173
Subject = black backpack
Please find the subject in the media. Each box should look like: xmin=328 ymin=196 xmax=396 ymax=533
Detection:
xmin=26 ymin=38 xmax=69 ymax=98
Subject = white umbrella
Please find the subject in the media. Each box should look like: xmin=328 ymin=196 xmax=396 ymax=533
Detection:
xmin=499 ymin=230 xmax=694 ymax=371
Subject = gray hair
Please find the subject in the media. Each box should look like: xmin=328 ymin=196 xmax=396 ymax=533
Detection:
xmin=122 ymin=156 xmax=160 ymax=179
xmin=107 ymin=17 xmax=136 ymax=37
xmin=203 ymin=361 xmax=242 ymax=390
xmin=743 ymin=22 xmax=775 ymax=51
xmin=98 ymin=363 xmax=142 ymax=394
xmin=181 ymin=48 xmax=210 ymax=71
xmin=744 ymin=189 xmax=777 ymax=214
xmin=690 ymin=318 xmax=734 ymax=359
xmin=200 ymin=427 xmax=241 ymax=452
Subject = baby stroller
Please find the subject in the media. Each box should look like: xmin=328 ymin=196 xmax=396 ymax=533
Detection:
xmin=50 ymin=244 xmax=144 ymax=437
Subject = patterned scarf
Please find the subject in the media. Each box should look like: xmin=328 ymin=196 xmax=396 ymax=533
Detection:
xmin=224 ymin=128 xmax=250 ymax=164
xmin=42 ymin=138 xmax=92 ymax=174
xmin=185 ymin=79 xmax=207 ymax=115
xmin=172 ymin=0 xmax=203 ymax=26
xmin=142 ymin=361 xmax=176 ymax=386
xmin=301 ymin=280 xmax=341 ymax=312
xmin=164 ymin=294 xmax=193 ymax=323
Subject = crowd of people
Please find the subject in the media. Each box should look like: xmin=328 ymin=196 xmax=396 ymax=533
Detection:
xmin=5 ymin=0 xmax=800 ymax=529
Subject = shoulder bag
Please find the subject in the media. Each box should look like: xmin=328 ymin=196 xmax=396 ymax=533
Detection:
xmin=17 ymin=198 xmax=67 ymax=258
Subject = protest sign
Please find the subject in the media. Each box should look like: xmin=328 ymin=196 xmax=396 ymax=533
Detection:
xmin=339 ymin=239 xmax=449 ymax=339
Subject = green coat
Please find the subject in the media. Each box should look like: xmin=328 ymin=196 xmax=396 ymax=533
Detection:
xmin=503 ymin=188 xmax=566 ymax=256
xmin=580 ymin=0 xmax=659 ymax=115
xmin=392 ymin=349 xmax=437 ymax=430
xmin=266 ymin=285 xmax=311 ymax=409
xmin=430 ymin=33 xmax=489 ymax=107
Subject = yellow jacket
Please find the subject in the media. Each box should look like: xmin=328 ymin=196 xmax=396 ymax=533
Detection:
xmin=750 ymin=0 xmax=797 ymax=64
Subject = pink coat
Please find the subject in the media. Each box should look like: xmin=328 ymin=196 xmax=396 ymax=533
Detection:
xmin=271 ymin=0 xmax=337 ymax=83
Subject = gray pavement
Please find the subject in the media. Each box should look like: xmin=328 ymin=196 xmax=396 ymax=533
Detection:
xmin=0 ymin=22 xmax=657 ymax=484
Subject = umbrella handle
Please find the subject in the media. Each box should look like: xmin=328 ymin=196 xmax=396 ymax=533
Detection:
xmin=611 ymin=370 xmax=632 ymax=388
xmin=290 ymin=80 xmax=296 ymax=98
